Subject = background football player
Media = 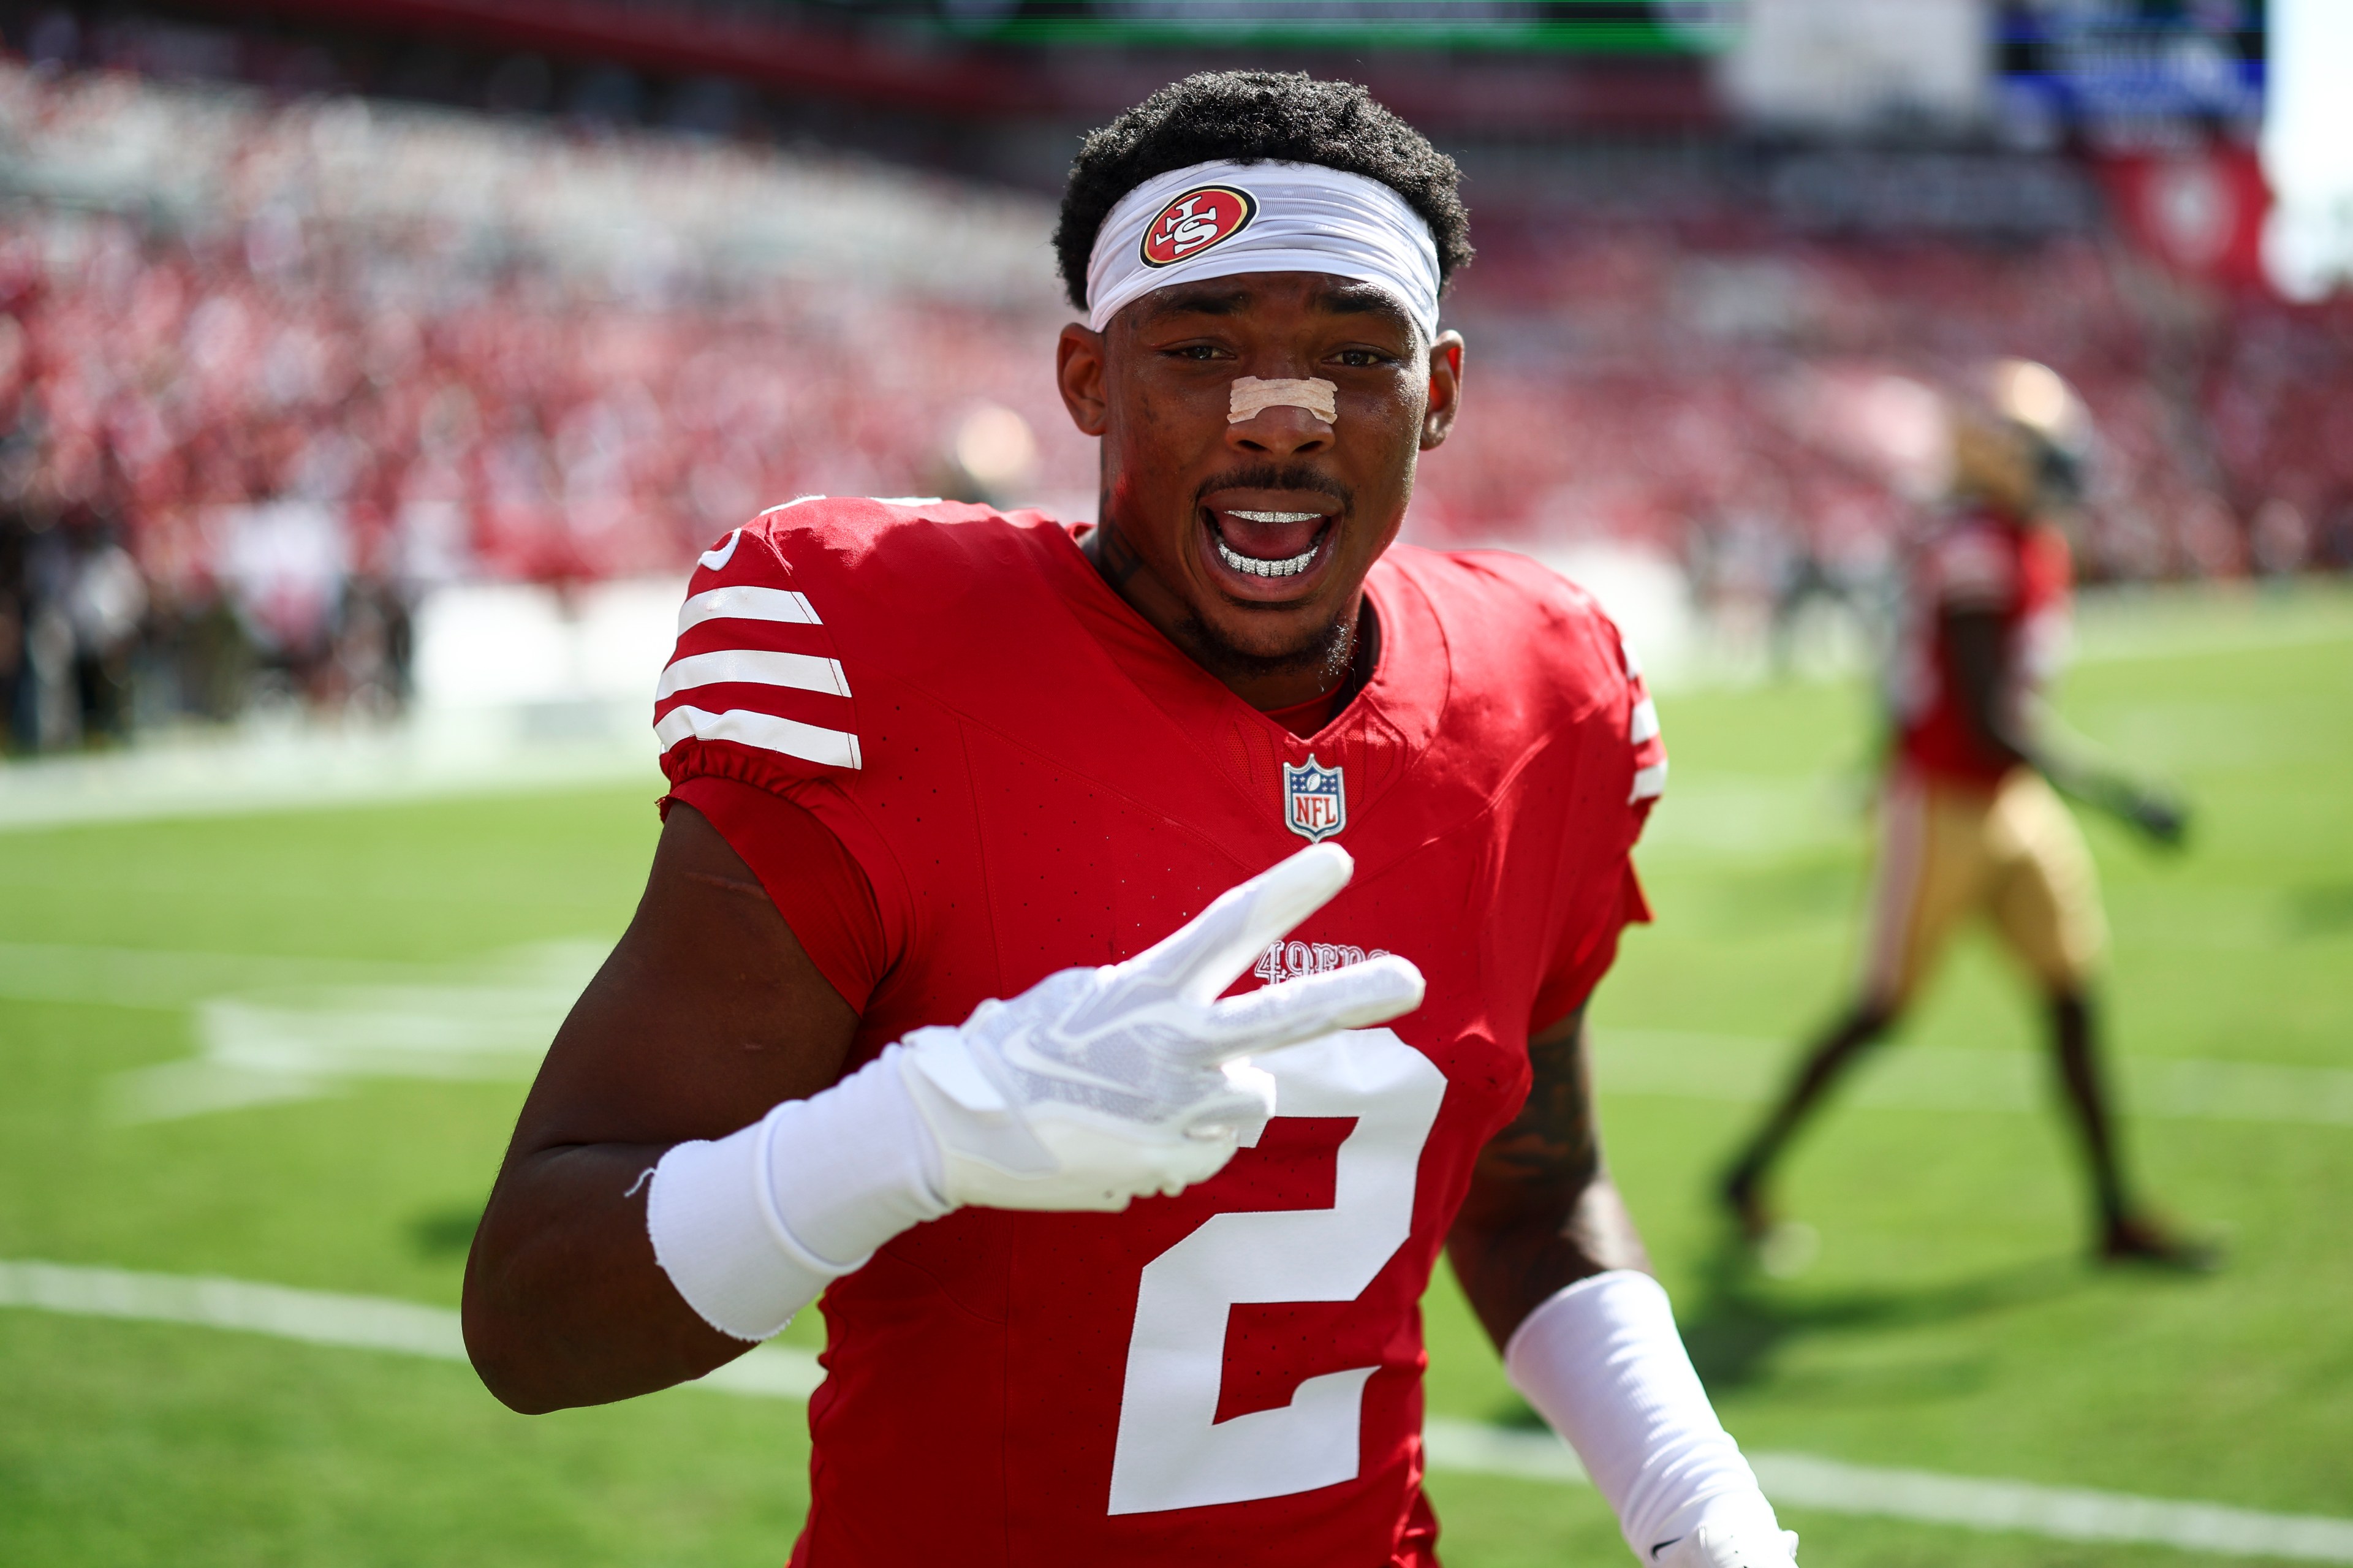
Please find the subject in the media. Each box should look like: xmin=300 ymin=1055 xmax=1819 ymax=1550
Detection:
xmin=467 ymin=71 xmax=1801 ymax=1567
xmin=1721 ymin=360 xmax=2213 ymax=1270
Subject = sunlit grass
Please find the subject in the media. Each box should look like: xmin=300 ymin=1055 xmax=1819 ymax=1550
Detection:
xmin=4 ymin=585 xmax=2348 ymax=1564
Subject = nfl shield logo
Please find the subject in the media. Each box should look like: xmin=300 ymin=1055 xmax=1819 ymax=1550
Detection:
xmin=1283 ymin=756 xmax=1347 ymax=843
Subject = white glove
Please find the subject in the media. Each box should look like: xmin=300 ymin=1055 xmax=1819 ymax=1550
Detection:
xmin=1656 ymin=1520 xmax=1801 ymax=1568
xmin=898 ymin=841 xmax=1424 ymax=1211
xmin=649 ymin=841 xmax=1423 ymax=1340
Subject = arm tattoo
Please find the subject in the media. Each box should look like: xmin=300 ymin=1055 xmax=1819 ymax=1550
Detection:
xmin=1477 ymin=1020 xmax=1599 ymax=1200
xmin=1450 ymin=1010 xmax=1646 ymax=1348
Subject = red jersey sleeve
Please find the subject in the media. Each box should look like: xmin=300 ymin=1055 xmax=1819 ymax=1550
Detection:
xmin=665 ymin=776 xmax=890 ymax=1013
xmin=653 ymin=509 xmax=899 ymax=1013
xmin=1527 ymin=626 xmax=1664 ymax=1031
xmin=654 ymin=514 xmax=862 ymax=791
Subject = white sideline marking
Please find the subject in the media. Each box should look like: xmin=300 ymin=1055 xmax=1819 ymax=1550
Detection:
xmin=5 ymin=1261 xmax=2349 ymax=1562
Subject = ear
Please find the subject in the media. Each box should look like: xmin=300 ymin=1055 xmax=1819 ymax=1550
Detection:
xmin=1420 ymin=330 xmax=1465 ymax=452
xmin=1057 ymin=322 xmax=1110 ymax=438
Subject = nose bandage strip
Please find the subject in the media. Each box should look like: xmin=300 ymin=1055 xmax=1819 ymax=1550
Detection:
xmin=1229 ymin=377 xmax=1338 ymax=425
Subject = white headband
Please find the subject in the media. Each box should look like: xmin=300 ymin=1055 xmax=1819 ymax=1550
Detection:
xmin=1085 ymin=159 xmax=1442 ymax=344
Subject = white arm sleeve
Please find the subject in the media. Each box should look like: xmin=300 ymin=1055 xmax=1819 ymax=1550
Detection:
xmin=646 ymin=1043 xmax=949 ymax=1341
xmin=1504 ymin=1270 xmax=1789 ymax=1562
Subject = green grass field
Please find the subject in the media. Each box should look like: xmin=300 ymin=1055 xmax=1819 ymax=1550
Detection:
xmin=4 ymin=584 xmax=2349 ymax=1566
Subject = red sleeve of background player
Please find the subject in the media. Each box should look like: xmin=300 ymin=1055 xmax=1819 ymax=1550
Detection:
xmin=1526 ymin=624 xmax=1665 ymax=1032
xmin=1923 ymin=515 xmax=2020 ymax=613
xmin=651 ymin=510 xmax=899 ymax=1013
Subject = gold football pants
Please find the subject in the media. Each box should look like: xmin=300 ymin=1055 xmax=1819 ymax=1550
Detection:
xmin=1859 ymin=766 xmax=2105 ymax=1007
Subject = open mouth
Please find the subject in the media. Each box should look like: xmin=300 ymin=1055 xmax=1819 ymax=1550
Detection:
xmin=1210 ymin=509 xmax=1330 ymax=580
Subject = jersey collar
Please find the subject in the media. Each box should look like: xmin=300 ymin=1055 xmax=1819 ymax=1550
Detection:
xmin=1037 ymin=520 xmax=1449 ymax=858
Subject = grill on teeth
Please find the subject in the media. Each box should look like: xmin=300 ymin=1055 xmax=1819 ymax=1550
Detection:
xmin=1229 ymin=510 xmax=1324 ymax=524
xmin=1214 ymin=532 xmax=1320 ymax=578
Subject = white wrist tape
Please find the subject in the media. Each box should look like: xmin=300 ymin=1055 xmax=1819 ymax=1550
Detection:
xmin=1505 ymin=1270 xmax=1786 ymax=1563
xmin=646 ymin=1043 xmax=949 ymax=1342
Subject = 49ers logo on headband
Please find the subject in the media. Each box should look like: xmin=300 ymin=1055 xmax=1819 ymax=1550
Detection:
xmin=1139 ymin=185 xmax=1257 ymax=268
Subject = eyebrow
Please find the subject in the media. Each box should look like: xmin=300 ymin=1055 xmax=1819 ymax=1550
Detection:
xmin=1146 ymin=284 xmax=1252 ymax=317
xmin=1314 ymin=281 xmax=1405 ymax=318
xmin=1141 ymin=278 xmax=1417 ymax=337
xmin=1315 ymin=282 xmax=1416 ymax=335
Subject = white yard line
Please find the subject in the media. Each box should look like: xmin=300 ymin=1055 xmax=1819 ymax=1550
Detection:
xmin=0 ymin=1259 xmax=818 ymax=1398
xmin=1419 ymin=1422 xmax=2353 ymax=1562
xmin=5 ymin=1260 xmax=2348 ymax=1562
xmin=1743 ymin=1453 xmax=2353 ymax=1564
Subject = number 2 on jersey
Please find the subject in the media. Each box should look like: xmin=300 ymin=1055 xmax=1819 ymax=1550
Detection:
xmin=1105 ymin=1028 xmax=1447 ymax=1515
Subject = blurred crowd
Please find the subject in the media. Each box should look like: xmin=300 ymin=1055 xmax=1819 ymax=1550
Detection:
xmin=0 ymin=61 xmax=1082 ymax=749
xmin=4 ymin=58 xmax=2349 ymax=751
xmin=1433 ymin=227 xmax=2353 ymax=651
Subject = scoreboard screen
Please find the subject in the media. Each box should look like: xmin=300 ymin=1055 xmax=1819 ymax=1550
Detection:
xmin=866 ymin=0 xmax=1737 ymax=53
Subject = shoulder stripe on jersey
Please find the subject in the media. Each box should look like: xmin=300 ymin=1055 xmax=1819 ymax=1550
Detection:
xmin=654 ymin=705 xmax=862 ymax=771
xmin=1630 ymin=696 xmax=1661 ymax=746
xmin=1631 ymin=760 xmax=1668 ymax=804
xmin=657 ymin=649 xmax=851 ymax=702
xmin=676 ymin=585 xmax=822 ymax=637
xmin=699 ymin=529 xmax=743 ymax=572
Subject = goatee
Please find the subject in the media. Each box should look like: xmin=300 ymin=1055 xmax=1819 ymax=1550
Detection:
xmin=1173 ymin=602 xmax=1357 ymax=688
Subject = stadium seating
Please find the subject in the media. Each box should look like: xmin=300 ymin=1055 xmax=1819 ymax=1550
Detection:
xmin=1 ymin=59 xmax=2347 ymax=744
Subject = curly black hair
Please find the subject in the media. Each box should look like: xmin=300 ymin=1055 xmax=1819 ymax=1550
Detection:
xmin=1053 ymin=71 xmax=1473 ymax=315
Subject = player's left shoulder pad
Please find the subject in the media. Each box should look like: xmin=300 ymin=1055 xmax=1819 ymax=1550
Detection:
xmin=654 ymin=498 xmax=1072 ymax=797
xmin=1396 ymin=545 xmax=1645 ymax=719
xmin=1389 ymin=545 xmax=1663 ymax=808
xmin=734 ymin=497 xmax=1066 ymax=678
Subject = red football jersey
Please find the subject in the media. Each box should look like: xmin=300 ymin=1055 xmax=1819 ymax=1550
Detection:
xmin=654 ymin=499 xmax=1664 ymax=1567
xmin=1890 ymin=506 xmax=2072 ymax=786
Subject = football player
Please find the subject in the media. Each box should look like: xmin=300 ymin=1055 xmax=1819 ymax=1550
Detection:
xmin=466 ymin=72 xmax=1800 ymax=1567
xmin=1721 ymin=360 xmax=2213 ymax=1269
